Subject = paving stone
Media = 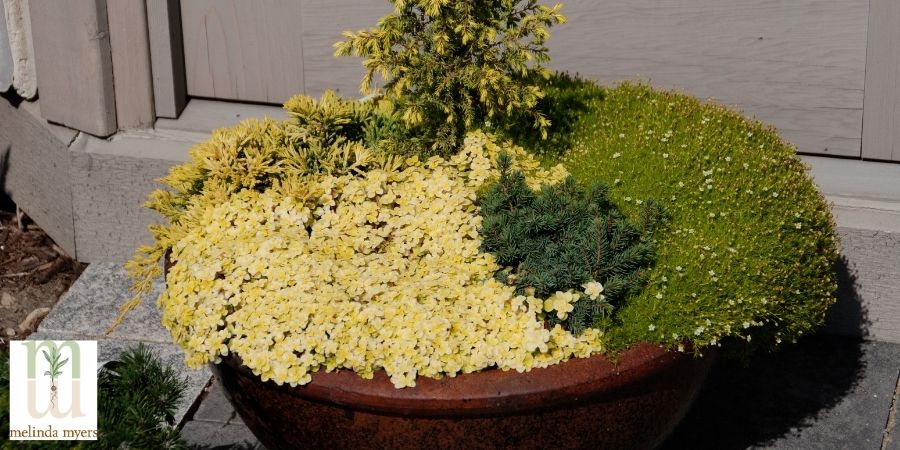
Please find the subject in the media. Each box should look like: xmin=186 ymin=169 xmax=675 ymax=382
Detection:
xmin=192 ymin=378 xmax=243 ymax=425
xmin=888 ymin=430 xmax=900 ymax=450
xmin=662 ymin=335 xmax=900 ymax=450
xmin=38 ymin=262 xmax=170 ymax=343
xmin=27 ymin=331 xmax=212 ymax=425
xmin=181 ymin=420 xmax=264 ymax=450
xmin=883 ymin=379 xmax=900 ymax=450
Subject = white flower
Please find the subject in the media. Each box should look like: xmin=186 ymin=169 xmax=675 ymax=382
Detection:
xmin=655 ymin=292 xmax=663 ymax=300
xmin=582 ymin=281 xmax=604 ymax=300
xmin=612 ymin=152 xmax=622 ymax=159
xmin=648 ymin=324 xmax=656 ymax=331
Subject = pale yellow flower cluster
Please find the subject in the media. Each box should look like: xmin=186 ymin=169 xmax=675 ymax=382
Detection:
xmin=159 ymin=132 xmax=599 ymax=388
xmin=456 ymin=132 xmax=569 ymax=190
xmin=543 ymin=291 xmax=577 ymax=320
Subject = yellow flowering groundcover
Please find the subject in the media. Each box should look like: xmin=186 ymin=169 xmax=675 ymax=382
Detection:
xmin=157 ymin=131 xmax=602 ymax=388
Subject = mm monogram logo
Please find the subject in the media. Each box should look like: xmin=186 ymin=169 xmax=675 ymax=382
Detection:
xmin=23 ymin=341 xmax=85 ymax=419
xmin=9 ymin=340 xmax=98 ymax=441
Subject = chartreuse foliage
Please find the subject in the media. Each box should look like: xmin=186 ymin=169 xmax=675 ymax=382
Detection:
xmin=479 ymin=153 xmax=662 ymax=335
xmin=119 ymin=91 xmax=405 ymax=330
xmin=532 ymin=78 xmax=838 ymax=354
xmin=335 ymin=0 xmax=566 ymax=155
xmin=0 ymin=345 xmax=187 ymax=450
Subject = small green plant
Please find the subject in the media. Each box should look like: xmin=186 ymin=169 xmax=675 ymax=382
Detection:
xmin=335 ymin=0 xmax=567 ymax=155
xmin=479 ymin=153 xmax=663 ymax=334
xmin=42 ymin=346 xmax=68 ymax=410
xmin=96 ymin=344 xmax=187 ymax=449
xmin=0 ymin=348 xmax=9 ymax=446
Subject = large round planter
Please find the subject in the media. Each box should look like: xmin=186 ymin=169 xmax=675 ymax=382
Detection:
xmin=211 ymin=343 xmax=715 ymax=450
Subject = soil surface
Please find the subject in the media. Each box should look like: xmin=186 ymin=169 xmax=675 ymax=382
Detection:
xmin=0 ymin=209 xmax=85 ymax=349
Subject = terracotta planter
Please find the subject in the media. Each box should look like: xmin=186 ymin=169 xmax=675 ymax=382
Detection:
xmin=211 ymin=343 xmax=715 ymax=450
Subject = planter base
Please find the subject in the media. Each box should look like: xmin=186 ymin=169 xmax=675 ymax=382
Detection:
xmin=212 ymin=343 xmax=715 ymax=450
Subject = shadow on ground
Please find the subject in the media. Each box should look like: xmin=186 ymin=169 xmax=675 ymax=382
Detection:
xmin=191 ymin=444 xmax=260 ymax=450
xmin=662 ymin=256 xmax=871 ymax=449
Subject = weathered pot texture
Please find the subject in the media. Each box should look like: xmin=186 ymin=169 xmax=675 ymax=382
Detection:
xmin=211 ymin=342 xmax=715 ymax=450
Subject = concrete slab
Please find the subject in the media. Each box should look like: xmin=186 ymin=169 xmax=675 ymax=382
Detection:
xmin=27 ymin=331 xmax=211 ymax=425
xmin=18 ymin=100 xmax=80 ymax=146
xmin=180 ymin=420 xmax=263 ymax=450
xmin=154 ymin=98 xmax=285 ymax=134
xmin=662 ymin=335 xmax=900 ymax=450
xmin=192 ymin=379 xmax=242 ymax=425
xmin=802 ymin=155 xmax=900 ymax=204
xmin=884 ymin=377 xmax=900 ymax=450
xmin=38 ymin=262 xmax=171 ymax=344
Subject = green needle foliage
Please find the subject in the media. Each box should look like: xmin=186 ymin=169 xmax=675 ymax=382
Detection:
xmin=335 ymin=0 xmax=567 ymax=155
xmin=96 ymin=344 xmax=187 ymax=449
xmin=479 ymin=153 xmax=663 ymax=334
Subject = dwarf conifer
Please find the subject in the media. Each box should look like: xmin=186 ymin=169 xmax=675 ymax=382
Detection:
xmin=479 ymin=154 xmax=663 ymax=334
xmin=335 ymin=0 xmax=567 ymax=155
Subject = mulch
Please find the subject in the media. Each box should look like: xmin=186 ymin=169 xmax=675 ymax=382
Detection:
xmin=0 ymin=209 xmax=86 ymax=349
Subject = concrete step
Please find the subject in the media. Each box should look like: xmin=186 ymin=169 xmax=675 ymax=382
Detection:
xmin=29 ymin=262 xmax=211 ymax=425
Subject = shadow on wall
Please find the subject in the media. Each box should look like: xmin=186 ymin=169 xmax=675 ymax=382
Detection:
xmin=1 ymin=89 xmax=28 ymax=211
xmin=0 ymin=146 xmax=14 ymax=211
xmin=661 ymin=256 xmax=870 ymax=449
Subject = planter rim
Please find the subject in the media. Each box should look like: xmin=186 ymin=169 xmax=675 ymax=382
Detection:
xmin=220 ymin=342 xmax=700 ymax=418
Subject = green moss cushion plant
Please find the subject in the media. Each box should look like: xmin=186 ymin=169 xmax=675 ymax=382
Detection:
xmin=534 ymin=79 xmax=838 ymax=354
